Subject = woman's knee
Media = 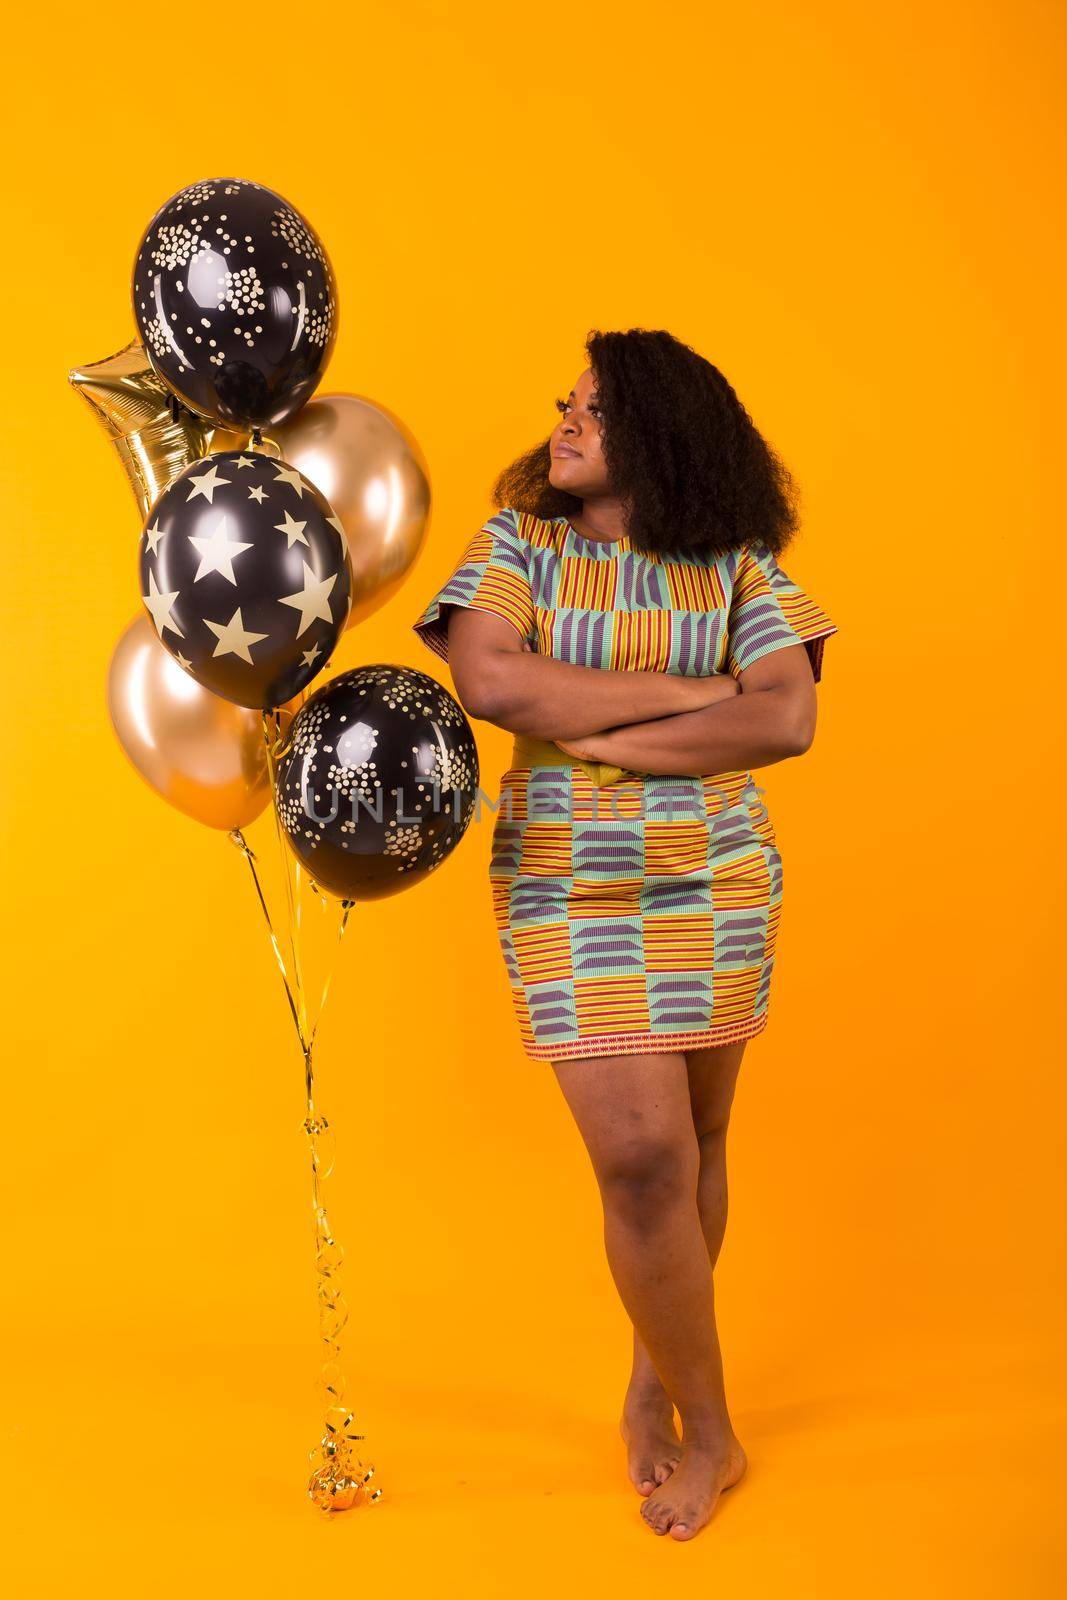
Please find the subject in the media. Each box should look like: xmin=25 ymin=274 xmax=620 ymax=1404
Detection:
xmin=695 ymin=1111 xmax=732 ymax=1149
xmin=686 ymin=1041 xmax=746 ymax=1142
xmin=596 ymin=1134 xmax=699 ymax=1227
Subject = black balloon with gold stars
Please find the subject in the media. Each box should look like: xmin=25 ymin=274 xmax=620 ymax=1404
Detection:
xmin=138 ymin=450 xmax=351 ymax=710
xmin=272 ymin=666 xmax=480 ymax=901
xmin=132 ymin=177 xmax=337 ymax=429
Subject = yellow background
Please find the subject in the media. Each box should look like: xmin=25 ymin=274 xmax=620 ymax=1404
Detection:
xmin=2 ymin=2 xmax=1063 ymax=1593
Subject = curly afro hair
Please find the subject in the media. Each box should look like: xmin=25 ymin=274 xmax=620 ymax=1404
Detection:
xmin=490 ymin=327 xmax=802 ymax=562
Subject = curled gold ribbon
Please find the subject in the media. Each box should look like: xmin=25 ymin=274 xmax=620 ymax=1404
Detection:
xmin=228 ymin=707 xmax=382 ymax=1513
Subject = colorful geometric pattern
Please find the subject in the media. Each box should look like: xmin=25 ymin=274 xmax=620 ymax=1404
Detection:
xmin=412 ymin=508 xmax=838 ymax=1061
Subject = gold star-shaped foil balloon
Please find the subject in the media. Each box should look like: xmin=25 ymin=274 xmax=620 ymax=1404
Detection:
xmin=68 ymin=341 xmax=247 ymax=520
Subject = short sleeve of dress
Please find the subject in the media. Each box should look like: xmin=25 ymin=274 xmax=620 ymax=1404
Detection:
xmin=726 ymin=541 xmax=839 ymax=684
xmin=411 ymin=506 xmax=536 ymax=665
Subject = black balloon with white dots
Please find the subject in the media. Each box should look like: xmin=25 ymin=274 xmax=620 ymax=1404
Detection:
xmin=272 ymin=666 xmax=480 ymax=901
xmin=132 ymin=177 xmax=337 ymax=429
xmin=137 ymin=450 xmax=351 ymax=709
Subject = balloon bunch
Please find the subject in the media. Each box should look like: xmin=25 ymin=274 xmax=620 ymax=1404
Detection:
xmin=73 ymin=177 xmax=481 ymax=1512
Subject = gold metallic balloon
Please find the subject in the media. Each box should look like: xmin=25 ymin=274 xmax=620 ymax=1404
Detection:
xmin=217 ymin=395 xmax=432 ymax=627
xmin=69 ymin=340 xmax=240 ymax=519
xmin=107 ymin=612 xmax=276 ymax=830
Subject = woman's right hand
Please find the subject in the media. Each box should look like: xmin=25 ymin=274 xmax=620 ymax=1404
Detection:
xmin=677 ymin=672 xmax=742 ymax=712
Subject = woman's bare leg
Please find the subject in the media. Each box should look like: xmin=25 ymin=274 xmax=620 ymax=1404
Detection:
xmin=551 ymin=1048 xmax=747 ymax=1539
xmin=627 ymin=1040 xmax=748 ymax=1438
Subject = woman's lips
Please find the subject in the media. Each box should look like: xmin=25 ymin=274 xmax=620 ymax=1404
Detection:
xmin=554 ymin=446 xmax=581 ymax=458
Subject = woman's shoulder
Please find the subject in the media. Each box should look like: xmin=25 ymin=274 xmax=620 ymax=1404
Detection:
xmin=493 ymin=506 xmax=568 ymax=551
xmin=691 ymin=537 xmax=784 ymax=576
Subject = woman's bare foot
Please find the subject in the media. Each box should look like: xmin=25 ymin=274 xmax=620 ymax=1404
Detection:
xmin=619 ymin=1382 xmax=683 ymax=1496
xmin=639 ymin=1428 xmax=747 ymax=1539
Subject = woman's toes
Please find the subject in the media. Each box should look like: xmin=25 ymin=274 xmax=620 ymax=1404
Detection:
xmin=640 ymin=1498 xmax=671 ymax=1534
xmin=621 ymin=1403 xmax=681 ymax=1498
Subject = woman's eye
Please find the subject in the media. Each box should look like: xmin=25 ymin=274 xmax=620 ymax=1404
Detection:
xmin=554 ymin=397 xmax=601 ymax=419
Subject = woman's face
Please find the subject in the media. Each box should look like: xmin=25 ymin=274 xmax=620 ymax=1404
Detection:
xmin=548 ymin=367 xmax=610 ymax=496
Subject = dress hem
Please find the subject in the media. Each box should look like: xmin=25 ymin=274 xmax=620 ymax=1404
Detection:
xmin=520 ymin=1010 xmax=770 ymax=1062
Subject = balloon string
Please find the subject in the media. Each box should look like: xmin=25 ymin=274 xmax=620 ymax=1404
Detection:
xmin=228 ymin=826 xmax=304 ymax=1045
xmin=221 ymin=711 xmax=381 ymax=1513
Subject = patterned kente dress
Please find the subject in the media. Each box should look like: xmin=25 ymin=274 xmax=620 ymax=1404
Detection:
xmin=412 ymin=508 xmax=838 ymax=1061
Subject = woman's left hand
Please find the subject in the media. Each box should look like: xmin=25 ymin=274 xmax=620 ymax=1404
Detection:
xmin=555 ymin=735 xmax=607 ymax=761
